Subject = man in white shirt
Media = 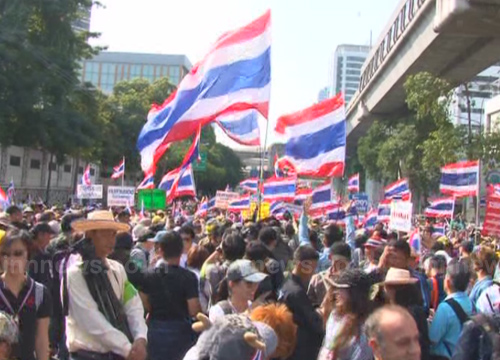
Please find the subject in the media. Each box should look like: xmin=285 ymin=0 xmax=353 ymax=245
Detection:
xmin=67 ymin=211 xmax=148 ymax=360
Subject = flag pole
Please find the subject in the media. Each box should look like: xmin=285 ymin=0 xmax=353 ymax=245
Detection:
xmin=121 ymin=157 xmax=125 ymax=187
xmin=258 ymin=115 xmax=271 ymax=222
xmin=475 ymin=160 xmax=481 ymax=243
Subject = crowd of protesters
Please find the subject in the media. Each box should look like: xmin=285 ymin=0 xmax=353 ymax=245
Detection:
xmin=0 ymin=198 xmax=500 ymax=360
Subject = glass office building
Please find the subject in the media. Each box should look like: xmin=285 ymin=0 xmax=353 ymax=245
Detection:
xmin=80 ymin=52 xmax=192 ymax=93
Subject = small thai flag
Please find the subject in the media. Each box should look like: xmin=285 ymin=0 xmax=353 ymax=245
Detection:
xmin=137 ymin=173 xmax=155 ymax=190
xmin=82 ymin=165 xmax=92 ymax=185
xmin=363 ymin=209 xmax=378 ymax=229
xmin=7 ymin=179 xmax=15 ymax=202
xmin=384 ymin=179 xmax=410 ymax=200
xmin=263 ymin=176 xmax=296 ymax=203
xmin=294 ymin=188 xmax=312 ymax=206
xmin=348 ymin=173 xmax=359 ymax=193
xmin=377 ymin=199 xmax=391 ymax=222
xmin=440 ymin=160 xmax=479 ymax=198
xmin=424 ymin=197 xmax=455 ymax=218
xmin=0 ymin=186 xmax=9 ymax=207
xmin=228 ymin=194 xmax=251 ymax=212
xmin=240 ymin=178 xmax=259 ymax=193
xmin=111 ymin=158 xmax=125 ymax=179
xmin=196 ymin=198 xmax=208 ymax=217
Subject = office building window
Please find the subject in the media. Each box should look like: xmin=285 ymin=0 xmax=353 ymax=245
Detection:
xmin=30 ymin=159 xmax=41 ymax=169
xmin=78 ymin=166 xmax=84 ymax=175
xmin=169 ymin=66 xmax=180 ymax=85
xmin=143 ymin=65 xmax=154 ymax=81
xmin=64 ymin=164 xmax=72 ymax=173
xmin=347 ymin=56 xmax=366 ymax=63
xmin=9 ymin=156 xmax=21 ymax=167
xmin=49 ymin=162 xmax=57 ymax=171
xmin=89 ymin=168 xmax=95 ymax=176
xmin=84 ymin=62 xmax=99 ymax=84
xmin=130 ymin=65 xmax=141 ymax=78
xmin=100 ymin=63 xmax=116 ymax=92
xmin=347 ymin=63 xmax=363 ymax=70
xmin=346 ymin=76 xmax=360 ymax=83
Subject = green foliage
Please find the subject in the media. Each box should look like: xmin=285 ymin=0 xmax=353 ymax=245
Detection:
xmin=0 ymin=0 xmax=101 ymax=158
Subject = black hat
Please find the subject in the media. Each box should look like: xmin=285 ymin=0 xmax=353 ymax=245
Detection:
xmin=31 ymin=222 xmax=56 ymax=237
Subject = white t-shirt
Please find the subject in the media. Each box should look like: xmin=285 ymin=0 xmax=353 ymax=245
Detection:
xmin=476 ymin=283 xmax=500 ymax=315
xmin=208 ymin=304 xmax=227 ymax=322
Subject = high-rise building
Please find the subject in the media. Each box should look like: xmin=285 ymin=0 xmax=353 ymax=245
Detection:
xmin=72 ymin=5 xmax=92 ymax=33
xmin=318 ymin=87 xmax=330 ymax=103
xmin=80 ymin=52 xmax=192 ymax=93
xmin=330 ymin=44 xmax=370 ymax=105
xmin=450 ymin=64 xmax=500 ymax=132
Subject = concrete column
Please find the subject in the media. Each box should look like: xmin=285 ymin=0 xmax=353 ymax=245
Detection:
xmin=21 ymin=148 xmax=30 ymax=187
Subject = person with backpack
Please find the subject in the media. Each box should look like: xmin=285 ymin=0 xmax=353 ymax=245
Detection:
xmin=0 ymin=229 xmax=52 ymax=360
xmin=208 ymin=259 xmax=268 ymax=321
xmin=429 ymin=258 xmax=473 ymax=360
xmin=452 ymin=313 xmax=500 ymax=360
xmin=427 ymin=255 xmax=448 ymax=311
xmin=130 ymin=225 xmax=154 ymax=271
xmin=469 ymin=247 xmax=498 ymax=310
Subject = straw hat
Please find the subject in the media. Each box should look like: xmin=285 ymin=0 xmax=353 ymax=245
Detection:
xmin=382 ymin=268 xmax=418 ymax=286
xmin=71 ymin=210 xmax=130 ymax=233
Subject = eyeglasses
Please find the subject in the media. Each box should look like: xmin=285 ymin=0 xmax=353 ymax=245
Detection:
xmin=1 ymin=250 xmax=26 ymax=258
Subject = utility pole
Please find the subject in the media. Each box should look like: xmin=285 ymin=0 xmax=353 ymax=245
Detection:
xmin=45 ymin=153 xmax=54 ymax=205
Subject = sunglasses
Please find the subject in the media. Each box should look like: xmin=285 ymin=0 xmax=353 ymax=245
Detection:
xmin=1 ymin=250 xmax=26 ymax=258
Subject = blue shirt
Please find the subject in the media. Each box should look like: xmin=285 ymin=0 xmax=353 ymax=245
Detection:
xmin=469 ymin=276 xmax=493 ymax=310
xmin=298 ymin=212 xmax=331 ymax=272
xmin=429 ymin=292 xmax=473 ymax=359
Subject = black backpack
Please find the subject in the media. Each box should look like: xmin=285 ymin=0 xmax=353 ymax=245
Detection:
xmin=452 ymin=314 xmax=500 ymax=360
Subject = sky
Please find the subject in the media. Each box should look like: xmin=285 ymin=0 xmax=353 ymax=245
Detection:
xmin=90 ymin=0 xmax=401 ymax=148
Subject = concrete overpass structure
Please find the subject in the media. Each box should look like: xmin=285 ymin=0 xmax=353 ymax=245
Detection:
xmin=347 ymin=0 xmax=500 ymax=152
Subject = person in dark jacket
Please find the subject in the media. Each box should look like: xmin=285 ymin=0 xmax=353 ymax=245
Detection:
xmin=452 ymin=314 xmax=500 ymax=360
xmin=279 ymin=245 xmax=323 ymax=360
xmin=109 ymin=232 xmax=144 ymax=288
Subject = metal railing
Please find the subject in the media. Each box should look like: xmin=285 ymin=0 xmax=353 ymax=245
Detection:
xmin=358 ymin=0 xmax=428 ymax=93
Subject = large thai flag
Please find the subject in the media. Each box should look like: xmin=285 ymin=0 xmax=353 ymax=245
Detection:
xmin=216 ymin=110 xmax=261 ymax=146
xmin=111 ymin=158 xmax=125 ymax=179
xmin=363 ymin=209 xmax=378 ymax=229
xmin=137 ymin=173 xmax=155 ymax=190
xmin=274 ymin=94 xmax=346 ymax=178
xmin=82 ymin=165 xmax=92 ymax=185
xmin=228 ymin=194 xmax=251 ymax=212
xmin=239 ymin=178 xmax=259 ymax=193
xmin=263 ymin=176 xmax=296 ymax=203
xmin=137 ymin=11 xmax=271 ymax=173
xmin=384 ymin=179 xmax=410 ymax=200
xmin=348 ymin=173 xmax=359 ymax=193
xmin=424 ymin=197 xmax=455 ymax=218
xmin=159 ymin=165 xmax=196 ymax=199
xmin=294 ymin=188 xmax=312 ymax=206
xmin=440 ymin=160 xmax=479 ymax=197
xmin=377 ymin=199 xmax=391 ymax=222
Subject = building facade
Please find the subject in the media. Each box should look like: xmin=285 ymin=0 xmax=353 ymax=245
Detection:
xmin=72 ymin=5 xmax=92 ymax=33
xmin=450 ymin=64 xmax=500 ymax=132
xmin=80 ymin=52 xmax=192 ymax=93
xmin=330 ymin=44 xmax=370 ymax=105
xmin=0 ymin=146 xmax=99 ymax=204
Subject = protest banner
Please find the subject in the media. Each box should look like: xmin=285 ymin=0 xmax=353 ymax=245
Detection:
xmin=215 ymin=191 xmax=240 ymax=210
xmin=389 ymin=201 xmax=413 ymax=232
xmin=77 ymin=185 xmax=103 ymax=200
xmin=482 ymin=194 xmax=500 ymax=237
xmin=107 ymin=186 xmax=135 ymax=207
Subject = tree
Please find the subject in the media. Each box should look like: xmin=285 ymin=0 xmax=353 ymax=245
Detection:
xmin=0 ymin=0 xmax=101 ymax=159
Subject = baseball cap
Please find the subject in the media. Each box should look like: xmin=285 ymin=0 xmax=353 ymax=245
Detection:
xmin=227 ymin=259 xmax=268 ymax=283
xmin=153 ymin=230 xmax=168 ymax=243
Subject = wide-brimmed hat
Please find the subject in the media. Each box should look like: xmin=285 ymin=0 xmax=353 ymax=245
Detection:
xmin=325 ymin=268 xmax=372 ymax=290
xmin=71 ymin=210 xmax=130 ymax=233
xmin=382 ymin=268 xmax=418 ymax=286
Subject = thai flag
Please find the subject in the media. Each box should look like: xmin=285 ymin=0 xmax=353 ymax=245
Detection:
xmin=363 ymin=209 xmax=378 ymax=229
xmin=310 ymin=181 xmax=336 ymax=216
xmin=409 ymin=229 xmax=421 ymax=254
xmin=294 ymin=188 xmax=312 ymax=206
xmin=377 ymin=199 xmax=391 ymax=222
xmin=440 ymin=160 xmax=479 ymax=197
xmin=216 ymin=110 xmax=261 ymax=146
xmin=270 ymin=201 xmax=286 ymax=215
xmin=274 ymin=94 xmax=346 ymax=178
xmin=111 ymin=158 xmax=125 ymax=179
xmin=228 ymin=194 xmax=251 ymax=212
xmin=137 ymin=173 xmax=155 ymax=190
xmin=326 ymin=205 xmax=346 ymax=221
xmin=384 ymin=179 xmax=410 ymax=200
xmin=263 ymin=176 xmax=296 ymax=203
xmin=207 ymin=197 xmax=216 ymax=210
xmin=6 ymin=179 xmax=14 ymax=202
xmin=159 ymin=165 xmax=197 ymax=200
xmin=424 ymin=197 xmax=455 ymax=218
xmin=433 ymin=223 xmax=447 ymax=236
xmin=82 ymin=165 xmax=92 ymax=185
xmin=251 ymin=350 xmax=263 ymax=360
xmin=239 ymin=178 xmax=258 ymax=193
xmin=137 ymin=10 xmax=271 ymax=173
xmin=488 ymin=184 xmax=500 ymax=196
xmin=0 ymin=186 xmax=9 ymax=207
xmin=168 ymin=126 xmax=201 ymax=201
xmin=196 ymin=199 xmax=208 ymax=217
xmin=274 ymin=155 xmax=296 ymax=178
xmin=348 ymin=173 xmax=359 ymax=193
